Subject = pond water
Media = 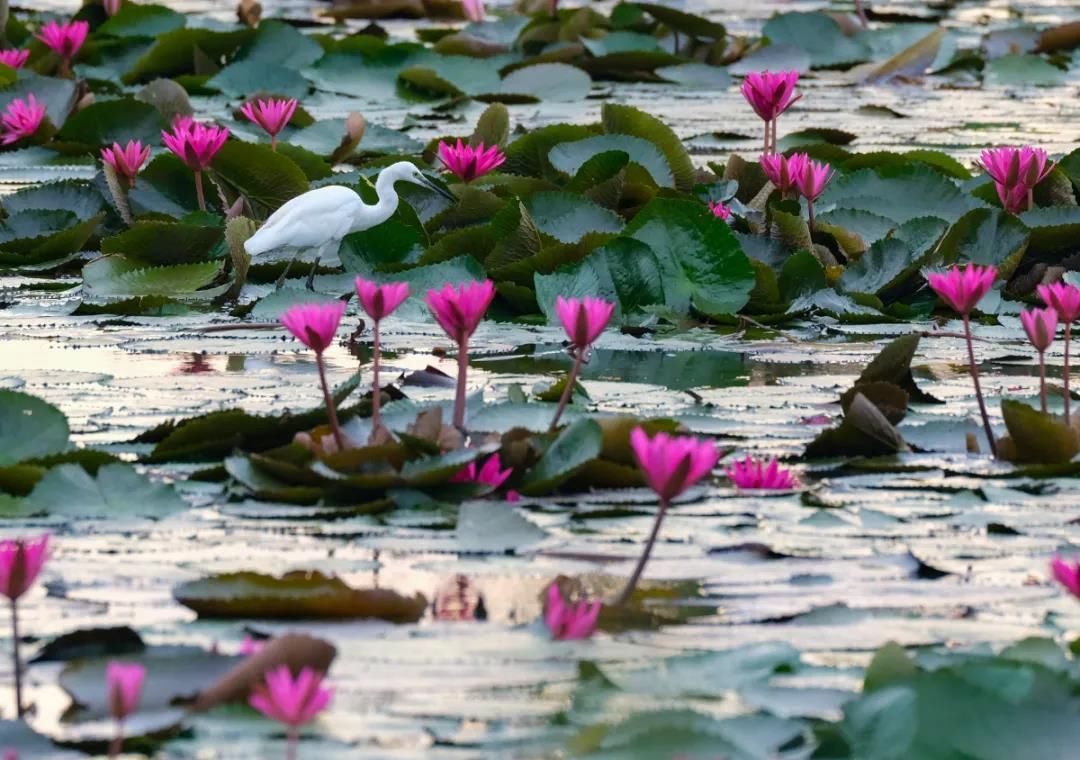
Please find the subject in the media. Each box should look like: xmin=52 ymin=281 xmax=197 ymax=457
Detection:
xmin=4 ymin=0 xmax=1080 ymax=758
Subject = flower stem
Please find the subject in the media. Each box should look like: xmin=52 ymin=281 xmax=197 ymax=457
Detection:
xmin=1028 ymin=187 xmax=1034 ymax=212
xmin=963 ymin=315 xmax=997 ymax=457
xmin=453 ymin=339 xmax=468 ymax=431
xmin=287 ymin=726 xmax=298 ymax=760
xmin=807 ymin=199 xmax=816 ymax=234
xmin=315 ymin=351 xmax=345 ymax=451
xmin=1065 ymin=324 xmax=1072 ymax=425
xmin=10 ymin=599 xmax=22 ymax=718
xmin=1039 ymin=350 xmax=1048 ymax=414
xmin=194 ymin=170 xmax=206 ymax=212
xmin=271 ymin=135 xmax=278 ymax=152
xmin=614 ymin=498 xmax=669 ymax=606
xmin=549 ymin=346 xmax=584 ymax=431
xmin=109 ymin=721 xmax=123 ymax=759
xmin=763 ymin=120 xmax=770 ymax=154
xmin=371 ymin=320 xmax=382 ymax=433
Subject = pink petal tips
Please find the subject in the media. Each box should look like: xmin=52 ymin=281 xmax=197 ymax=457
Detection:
xmin=0 ymin=50 xmax=30 ymax=69
xmin=436 ymin=140 xmax=505 ymax=183
xmin=280 ymin=301 xmax=347 ymax=354
xmin=161 ymin=119 xmax=229 ymax=172
xmin=925 ymin=264 xmax=997 ymax=317
xmin=0 ymin=95 xmax=46 ymax=146
xmin=451 ymin=453 xmax=516 ymax=499
xmin=554 ymin=296 xmax=614 ymax=350
xmin=1051 ymin=557 xmax=1080 ymax=598
xmin=354 ymin=278 xmax=410 ymax=322
xmin=629 ymin=427 xmax=718 ymax=502
xmin=793 ymin=157 xmax=834 ymax=202
xmin=1037 ymin=282 xmax=1080 ymax=324
xmin=240 ymin=98 xmax=298 ymax=148
xmin=544 ymin=582 xmax=600 ymax=640
xmin=425 ymin=280 xmax=495 ymax=346
xmin=0 ymin=534 xmax=48 ymax=602
xmin=101 ymin=140 xmax=151 ymax=188
xmin=760 ymin=152 xmax=806 ymax=197
xmin=249 ymin=666 xmax=333 ymax=727
xmin=106 ymin=661 xmax=146 ymax=722
xmin=741 ymin=70 xmax=801 ymax=123
xmin=708 ymin=201 xmax=732 ymax=221
xmin=724 ymin=456 xmax=798 ymax=490
xmin=980 ymin=146 xmax=1053 ymax=215
xmin=1020 ymin=306 xmax=1057 ymax=352
xmin=35 ymin=20 xmax=88 ymax=62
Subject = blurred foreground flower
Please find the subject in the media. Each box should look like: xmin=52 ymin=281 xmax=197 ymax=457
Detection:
xmin=1038 ymin=282 xmax=1080 ymax=423
xmin=545 ymin=582 xmax=599 ymax=640
xmin=1 ymin=95 xmax=45 ymax=146
xmin=0 ymin=50 xmax=29 ymax=69
xmin=107 ymin=661 xmax=146 ymax=758
xmin=250 ymin=666 xmax=333 ymax=760
xmin=1 ymin=534 xmax=49 ymax=717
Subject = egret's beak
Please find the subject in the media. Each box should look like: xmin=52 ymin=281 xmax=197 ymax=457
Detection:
xmin=421 ymin=174 xmax=457 ymax=203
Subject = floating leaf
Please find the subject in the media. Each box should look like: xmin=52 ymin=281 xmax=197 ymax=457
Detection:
xmin=999 ymin=399 xmax=1079 ymax=464
xmin=25 ymin=463 xmax=187 ymax=517
xmin=520 ymin=418 xmax=603 ymax=495
xmin=0 ymin=391 xmax=69 ymax=466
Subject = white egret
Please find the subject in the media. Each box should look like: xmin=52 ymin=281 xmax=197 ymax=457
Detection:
xmin=244 ymin=160 xmax=455 ymax=288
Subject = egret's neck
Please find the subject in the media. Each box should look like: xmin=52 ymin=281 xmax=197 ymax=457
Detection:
xmin=352 ymin=170 xmax=401 ymax=232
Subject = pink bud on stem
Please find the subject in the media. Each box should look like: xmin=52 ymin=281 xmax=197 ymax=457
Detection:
xmin=0 ymin=535 xmax=49 ymax=718
xmin=354 ymin=278 xmax=410 ymax=437
xmin=550 ymin=296 xmax=614 ymax=431
xmin=280 ymin=302 xmax=349 ymax=451
xmin=1021 ymin=306 xmax=1058 ymax=414
xmin=1037 ymin=282 xmax=1080 ymax=424
xmin=425 ymin=281 xmax=495 ymax=431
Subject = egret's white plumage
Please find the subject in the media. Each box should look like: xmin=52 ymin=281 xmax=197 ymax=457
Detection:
xmin=243 ymin=161 xmax=452 ymax=283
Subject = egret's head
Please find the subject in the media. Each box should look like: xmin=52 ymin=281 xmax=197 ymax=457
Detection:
xmin=392 ymin=161 xmax=456 ymax=202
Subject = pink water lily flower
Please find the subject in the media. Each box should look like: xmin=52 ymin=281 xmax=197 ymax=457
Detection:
xmin=437 ymin=139 xmax=504 ymax=183
xmin=793 ymin=158 xmax=833 ymax=202
xmin=980 ymin=146 xmax=1053 ymax=214
xmin=0 ymin=95 xmax=46 ymax=146
xmin=1052 ymin=557 xmax=1080 ymax=598
xmin=101 ymin=140 xmax=151 ymax=189
xmin=926 ymin=264 xmax=997 ymax=317
xmin=550 ymin=296 xmax=615 ymax=430
xmin=281 ymin=301 xmax=346 ymax=354
xmin=281 ymin=301 xmax=349 ymax=450
xmin=544 ymin=582 xmax=600 ymax=640
xmin=725 ymin=456 xmax=797 ymax=490
xmin=630 ymin=428 xmax=719 ymax=503
xmin=250 ymin=666 xmax=333 ymax=728
xmin=461 ymin=0 xmax=485 ymax=22
xmin=355 ymin=279 xmax=410 ymax=322
xmin=0 ymin=50 xmax=29 ymax=69
xmin=36 ymin=20 xmax=88 ymax=77
xmin=760 ymin=152 xmax=806 ymax=198
xmin=427 ymin=280 xmax=495 ymax=430
xmin=708 ymin=201 xmax=732 ymax=221
xmin=555 ymin=296 xmax=614 ymax=351
xmin=741 ymin=70 xmax=800 ymax=153
xmin=1022 ymin=306 xmax=1058 ymax=414
xmin=106 ymin=661 xmax=145 ymax=721
xmin=452 ymin=453 xmax=518 ymax=501
xmin=240 ymin=97 xmax=298 ymax=151
xmin=0 ymin=535 xmax=48 ymax=602
xmin=1038 ymin=282 xmax=1080 ymax=423
xmin=161 ymin=119 xmax=229 ymax=211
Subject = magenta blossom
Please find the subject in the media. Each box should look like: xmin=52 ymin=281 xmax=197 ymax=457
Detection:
xmin=281 ymin=301 xmax=346 ymax=355
xmin=741 ymin=70 xmax=800 ymax=152
xmin=250 ymin=666 xmax=333 ymax=728
xmin=101 ymin=140 xmax=151 ymax=188
xmin=725 ymin=456 xmax=797 ymax=490
xmin=555 ymin=296 xmax=614 ymax=351
xmin=0 ymin=535 xmax=48 ymax=602
xmin=926 ymin=264 xmax=997 ymax=317
xmin=1039 ymin=282 xmax=1080 ymax=423
xmin=760 ymin=152 xmax=807 ymax=197
xmin=452 ymin=453 xmax=518 ymax=501
xmin=544 ymin=582 xmax=599 ymax=640
xmin=550 ymin=296 xmax=615 ymax=430
xmin=793 ymin=158 xmax=833 ymax=202
xmin=0 ymin=95 xmax=46 ymax=146
xmin=240 ymin=98 xmax=298 ymax=151
xmin=1052 ymin=557 xmax=1080 ymax=598
xmin=1037 ymin=283 xmax=1080 ymax=324
xmin=36 ymin=20 xmax=87 ymax=77
xmin=239 ymin=636 xmax=266 ymax=656
xmin=709 ymin=201 xmax=732 ymax=221
xmin=437 ymin=139 xmax=504 ymax=183
xmin=0 ymin=50 xmax=29 ymax=69
xmin=161 ymin=119 xmax=228 ymax=211
xmin=426 ymin=280 xmax=495 ymax=347
xmin=106 ymin=661 xmax=145 ymax=722
xmin=427 ymin=280 xmax=495 ymax=430
xmin=1021 ymin=306 xmax=1057 ymax=352
xmin=461 ymin=0 xmax=485 ymax=22
xmin=355 ymin=278 xmax=410 ymax=322
xmin=630 ymin=427 xmax=719 ymax=502
xmin=980 ymin=146 xmax=1053 ymax=213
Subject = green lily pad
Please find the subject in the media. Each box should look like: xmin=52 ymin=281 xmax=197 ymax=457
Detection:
xmin=0 ymin=390 xmax=69 ymax=466
xmin=25 ymin=463 xmax=187 ymax=517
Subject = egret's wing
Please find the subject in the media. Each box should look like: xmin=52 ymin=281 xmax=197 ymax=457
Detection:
xmin=244 ymin=186 xmax=362 ymax=255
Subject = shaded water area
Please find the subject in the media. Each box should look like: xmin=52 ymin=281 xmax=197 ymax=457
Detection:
xmin=4 ymin=0 xmax=1080 ymax=758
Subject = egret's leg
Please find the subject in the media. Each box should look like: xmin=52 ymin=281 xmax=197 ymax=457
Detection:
xmin=274 ymin=256 xmax=295 ymax=289
xmin=305 ymin=256 xmax=320 ymax=291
